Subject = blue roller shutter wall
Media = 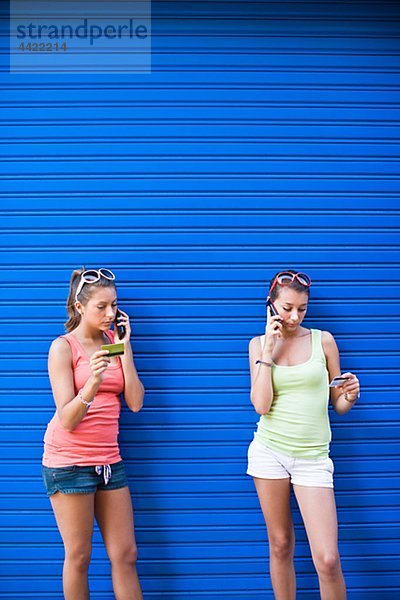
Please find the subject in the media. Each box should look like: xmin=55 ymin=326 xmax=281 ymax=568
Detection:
xmin=1 ymin=1 xmax=399 ymax=598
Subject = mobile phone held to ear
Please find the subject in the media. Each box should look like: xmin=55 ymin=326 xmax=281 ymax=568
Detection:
xmin=329 ymin=376 xmax=351 ymax=388
xmin=266 ymin=296 xmax=283 ymax=323
xmin=115 ymin=309 xmax=126 ymax=340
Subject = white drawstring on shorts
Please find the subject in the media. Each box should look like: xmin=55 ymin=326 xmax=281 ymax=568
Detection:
xmin=95 ymin=464 xmax=112 ymax=485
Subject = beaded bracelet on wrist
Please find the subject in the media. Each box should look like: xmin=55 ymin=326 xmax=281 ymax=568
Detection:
xmin=78 ymin=388 xmax=93 ymax=408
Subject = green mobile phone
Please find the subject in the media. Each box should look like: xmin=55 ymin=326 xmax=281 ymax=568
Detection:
xmin=101 ymin=343 xmax=125 ymax=356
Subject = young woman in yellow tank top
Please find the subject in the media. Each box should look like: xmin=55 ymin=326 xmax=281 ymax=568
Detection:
xmin=247 ymin=270 xmax=360 ymax=600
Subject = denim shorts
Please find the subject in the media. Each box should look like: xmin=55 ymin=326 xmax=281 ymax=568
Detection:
xmin=42 ymin=460 xmax=129 ymax=496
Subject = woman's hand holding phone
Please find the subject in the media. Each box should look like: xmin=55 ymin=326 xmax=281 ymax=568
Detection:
xmin=114 ymin=308 xmax=131 ymax=344
xmin=264 ymin=304 xmax=283 ymax=355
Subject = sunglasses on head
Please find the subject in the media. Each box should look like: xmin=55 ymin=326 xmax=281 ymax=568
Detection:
xmin=270 ymin=271 xmax=312 ymax=294
xmin=75 ymin=268 xmax=115 ymax=302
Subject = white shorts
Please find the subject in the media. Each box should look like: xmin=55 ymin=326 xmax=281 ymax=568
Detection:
xmin=247 ymin=439 xmax=334 ymax=488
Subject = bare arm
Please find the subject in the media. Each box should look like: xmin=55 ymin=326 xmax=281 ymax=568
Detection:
xmin=249 ymin=311 xmax=283 ymax=414
xmin=322 ymin=331 xmax=360 ymax=415
xmin=120 ymin=343 xmax=145 ymax=412
xmin=115 ymin=309 xmax=144 ymax=412
xmin=48 ymin=338 xmax=109 ymax=431
xmin=249 ymin=336 xmax=274 ymax=414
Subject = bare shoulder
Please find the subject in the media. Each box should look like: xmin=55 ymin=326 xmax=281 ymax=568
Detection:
xmin=321 ymin=330 xmax=336 ymax=343
xmin=321 ymin=330 xmax=339 ymax=354
xmin=249 ymin=335 xmax=264 ymax=356
xmin=249 ymin=335 xmax=263 ymax=353
xmin=49 ymin=336 xmax=72 ymax=362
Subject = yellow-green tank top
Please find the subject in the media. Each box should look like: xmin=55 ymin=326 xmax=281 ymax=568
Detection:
xmin=254 ymin=328 xmax=331 ymax=459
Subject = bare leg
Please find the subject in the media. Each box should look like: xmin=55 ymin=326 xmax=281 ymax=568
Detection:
xmin=253 ymin=477 xmax=296 ymax=600
xmin=95 ymin=487 xmax=142 ymax=600
xmin=50 ymin=492 xmax=95 ymax=600
xmin=293 ymin=485 xmax=346 ymax=600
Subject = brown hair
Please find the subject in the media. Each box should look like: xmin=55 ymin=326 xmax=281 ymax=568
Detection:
xmin=269 ymin=269 xmax=311 ymax=302
xmin=64 ymin=267 xmax=116 ymax=332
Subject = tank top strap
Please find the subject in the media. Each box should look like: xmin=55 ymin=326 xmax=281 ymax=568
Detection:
xmin=58 ymin=333 xmax=82 ymax=368
xmin=310 ymin=328 xmax=326 ymax=364
xmin=259 ymin=330 xmax=325 ymax=364
xmin=104 ymin=329 xmax=115 ymax=343
xmin=59 ymin=329 xmax=115 ymax=368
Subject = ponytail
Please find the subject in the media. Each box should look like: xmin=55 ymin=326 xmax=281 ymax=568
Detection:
xmin=64 ymin=267 xmax=85 ymax=332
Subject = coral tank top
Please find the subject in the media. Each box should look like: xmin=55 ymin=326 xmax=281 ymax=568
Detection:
xmin=42 ymin=329 xmax=125 ymax=467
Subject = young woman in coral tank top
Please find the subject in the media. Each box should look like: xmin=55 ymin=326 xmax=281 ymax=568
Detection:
xmin=42 ymin=267 xmax=144 ymax=600
xmin=247 ymin=270 xmax=360 ymax=600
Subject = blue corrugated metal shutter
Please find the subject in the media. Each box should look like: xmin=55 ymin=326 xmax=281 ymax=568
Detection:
xmin=1 ymin=1 xmax=399 ymax=598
